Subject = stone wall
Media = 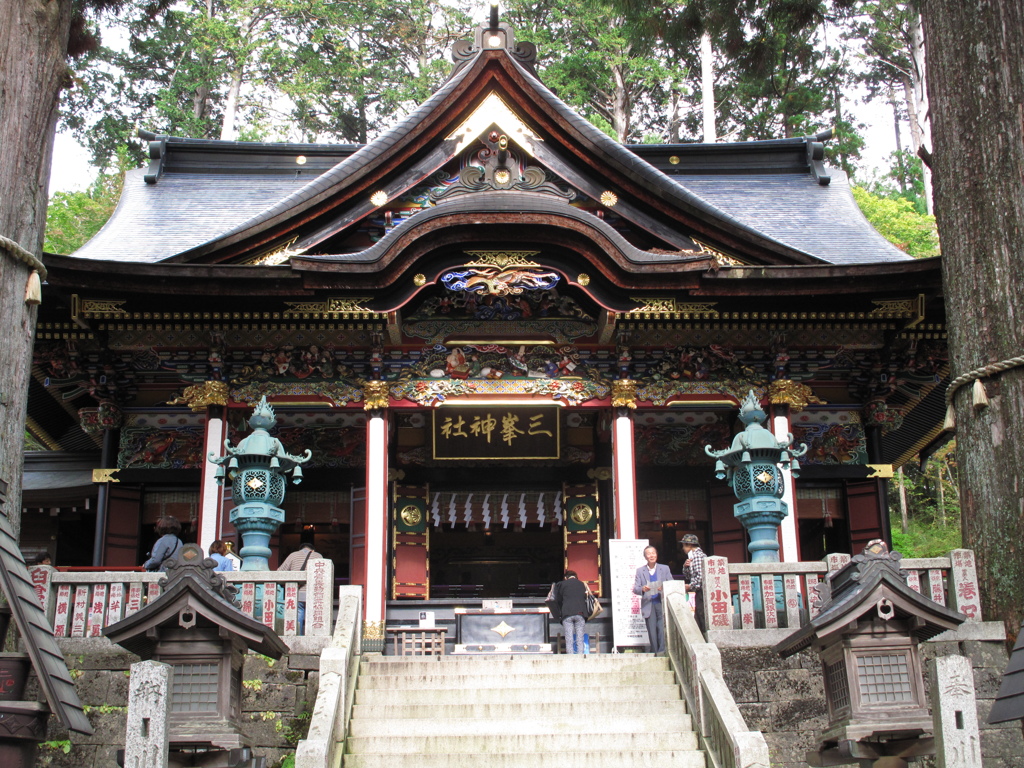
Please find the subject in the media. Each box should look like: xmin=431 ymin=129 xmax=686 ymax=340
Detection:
xmin=718 ymin=625 xmax=1023 ymax=768
xmin=30 ymin=639 xmax=320 ymax=768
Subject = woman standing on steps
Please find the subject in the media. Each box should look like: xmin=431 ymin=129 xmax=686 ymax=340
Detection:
xmin=553 ymin=570 xmax=589 ymax=654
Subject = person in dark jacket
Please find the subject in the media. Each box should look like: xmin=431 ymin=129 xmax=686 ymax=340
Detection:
xmin=144 ymin=515 xmax=183 ymax=571
xmin=553 ymin=570 xmax=589 ymax=654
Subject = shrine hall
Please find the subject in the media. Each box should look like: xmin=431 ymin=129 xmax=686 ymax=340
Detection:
xmin=24 ymin=18 xmax=948 ymax=636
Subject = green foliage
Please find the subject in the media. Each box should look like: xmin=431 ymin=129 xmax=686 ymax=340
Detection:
xmin=861 ymin=149 xmax=927 ymax=212
xmin=889 ymin=444 xmax=961 ymax=558
xmin=851 ymin=186 xmax=939 ymax=257
xmin=41 ymin=740 xmax=72 ymax=754
xmin=62 ymin=0 xmax=473 ymax=154
xmin=44 ymin=147 xmax=130 ymax=255
xmin=504 ymin=0 xmax=687 ymax=143
xmin=276 ymin=711 xmax=312 ymax=747
xmin=82 ymin=704 xmax=128 ymax=714
xmin=279 ymin=754 xmax=295 ymax=768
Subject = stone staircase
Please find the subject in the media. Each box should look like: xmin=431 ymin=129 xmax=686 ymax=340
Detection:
xmin=342 ymin=654 xmax=705 ymax=768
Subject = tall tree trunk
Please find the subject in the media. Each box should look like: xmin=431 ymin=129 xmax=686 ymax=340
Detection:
xmin=897 ymin=467 xmax=909 ymax=535
xmin=891 ymin=95 xmax=906 ymax=193
xmin=936 ymin=463 xmax=945 ymax=526
xmin=666 ymin=83 xmax=681 ymax=143
xmin=909 ymin=12 xmax=934 ymax=214
xmin=921 ymin=0 xmax=1024 ymax=638
xmin=0 ymin=0 xmax=73 ymax=540
xmin=611 ymin=64 xmax=630 ymax=143
xmin=193 ymin=0 xmax=216 ymax=125
xmin=220 ymin=66 xmax=244 ymax=141
xmin=700 ymin=32 xmax=716 ymax=143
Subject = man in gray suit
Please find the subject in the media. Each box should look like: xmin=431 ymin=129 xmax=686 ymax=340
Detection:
xmin=633 ymin=545 xmax=674 ymax=653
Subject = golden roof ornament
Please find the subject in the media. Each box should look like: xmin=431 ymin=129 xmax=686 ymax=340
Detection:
xmin=169 ymin=381 xmax=229 ymax=412
xmin=768 ymin=380 xmax=826 ymax=413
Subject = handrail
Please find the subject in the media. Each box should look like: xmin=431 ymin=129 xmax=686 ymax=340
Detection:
xmin=664 ymin=581 xmax=770 ymax=768
xmin=295 ymin=586 xmax=363 ymax=768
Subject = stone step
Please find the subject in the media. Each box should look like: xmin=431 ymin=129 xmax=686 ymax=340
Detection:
xmin=345 ymin=731 xmax=700 ymax=755
xmin=342 ymin=750 xmax=707 ymax=768
xmin=347 ymin=713 xmax=693 ymax=738
xmin=351 ymin=699 xmax=688 ymax=721
xmin=354 ymin=682 xmax=683 ymax=705
xmin=360 ymin=655 xmax=668 ymax=675
xmin=355 ymin=669 xmax=676 ymax=689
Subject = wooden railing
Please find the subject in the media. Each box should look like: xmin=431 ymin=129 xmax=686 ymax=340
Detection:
xmin=664 ymin=581 xmax=770 ymax=768
xmin=29 ymin=560 xmax=335 ymax=638
xmin=700 ymin=549 xmax=981 ymax=633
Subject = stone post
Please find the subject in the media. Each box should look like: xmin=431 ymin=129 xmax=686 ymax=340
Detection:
xmin=703 ymin=556 xmax=732 ymax=631
xmin=124 ymin=660 xmax=171 ymax=768
xmin=947 ymin=549 xmax=982 ymax=621
xmin=929 ymin=655 xmax=981 ymax=768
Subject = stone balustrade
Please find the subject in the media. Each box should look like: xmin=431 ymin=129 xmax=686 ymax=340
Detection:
xmin=664 ymin=581 xmax=770 ymax=768
xmin=698 ymin=549 xmax=981 ymax=636
xmin=29 ymin=561 xmax=335 ymax=640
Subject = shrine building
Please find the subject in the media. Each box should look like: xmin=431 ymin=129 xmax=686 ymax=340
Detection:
xmin=25 ymin=19 xmax=948 ymax=634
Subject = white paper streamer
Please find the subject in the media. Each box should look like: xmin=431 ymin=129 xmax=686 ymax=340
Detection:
xmin=553 ymin=492 xmax=563 ymax=525
xmin=500 ymin=494 xmax=510 ymax=528
xmin=431 ymin=493 xmax=441 ymax=527
xmin=463 ymin=493 xmax=474 ymax=527
xmin=518 ymin=493 xmax=528 ymax=527
xmin=537 ymin=492 xmax=546 ymax=526
xmin=482 ymin=494 xmax=491 ymax=529
xmin=448 ymin=493 xmax=457 ymax=528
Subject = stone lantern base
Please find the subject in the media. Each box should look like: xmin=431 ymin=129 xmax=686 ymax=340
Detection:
xmin=0 ymin=701 xmax=51 ymax=768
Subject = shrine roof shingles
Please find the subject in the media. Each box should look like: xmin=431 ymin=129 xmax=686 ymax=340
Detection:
xmin=671 ymin=170 xmax=911 ymax=264
xmin=68 ymin=146 xmax=911 ymax=267
xmin=62 ymin=44 xmax=912 ymax=268
xmin=69 ymin=167 xmax=312 ymax=262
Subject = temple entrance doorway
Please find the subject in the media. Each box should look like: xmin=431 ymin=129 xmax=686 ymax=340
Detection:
xmin=429 ymin=523 xmax=562 ymax=598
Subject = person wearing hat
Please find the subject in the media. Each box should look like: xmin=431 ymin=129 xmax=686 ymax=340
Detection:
xmin=633 ymin=546 xmax=674 ymax=654
xmin=680 ymin=534 xmax=707 ymax=634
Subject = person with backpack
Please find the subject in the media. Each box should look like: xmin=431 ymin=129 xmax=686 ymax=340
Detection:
xmin=144 ymin=515 xmax=183 ymax=571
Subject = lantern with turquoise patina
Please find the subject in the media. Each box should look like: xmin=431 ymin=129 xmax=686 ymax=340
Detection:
xmin=208 ymin=397 xmax=311 ymax=570
xmin=705 ymin=390 xmax=807 ymax=563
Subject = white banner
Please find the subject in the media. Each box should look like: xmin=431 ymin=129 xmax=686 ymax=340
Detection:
xmin=609 ymin=538 xmax=650 ymax=647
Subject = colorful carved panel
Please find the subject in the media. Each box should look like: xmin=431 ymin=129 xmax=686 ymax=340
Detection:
xmin=119 ymin=426 xmax=206 ymax=469
xmin=791 ymin=411 xmax=868 ymax=465
xmin=403 ymin=283 xmax=596 ymax=343
xmin=634 ymin=416 xmax=732 ymax=466
xmin=225 ymin=425 xmax=366 ymax=469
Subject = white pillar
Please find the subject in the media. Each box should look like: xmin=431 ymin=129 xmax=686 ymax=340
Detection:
xmin=364 ymin=413 xmax=389 ymax=623
xmin=772 ymin=411 xmax=800 ymax=562
xmin=197 ymin=410 xmax=227 ymax=551
xmin=612 ymin=411 xmax=638 ymax=540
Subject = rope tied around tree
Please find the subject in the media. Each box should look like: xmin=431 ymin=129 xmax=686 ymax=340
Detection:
xmin=0 ymin=234 xmax=46 ymax=305
xmin=943 ymin=354 xmax=1024 ymax=432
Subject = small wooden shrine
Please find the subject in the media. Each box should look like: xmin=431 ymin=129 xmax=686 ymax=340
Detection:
xmin=104 ymin=544 xmax=287 ymax=751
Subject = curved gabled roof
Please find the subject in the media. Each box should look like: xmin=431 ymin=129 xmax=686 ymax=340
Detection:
xmin=293 ymin=191 xmax=715 ymax=271
xmin=64 ymin=26 xmax=913 ymax=270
